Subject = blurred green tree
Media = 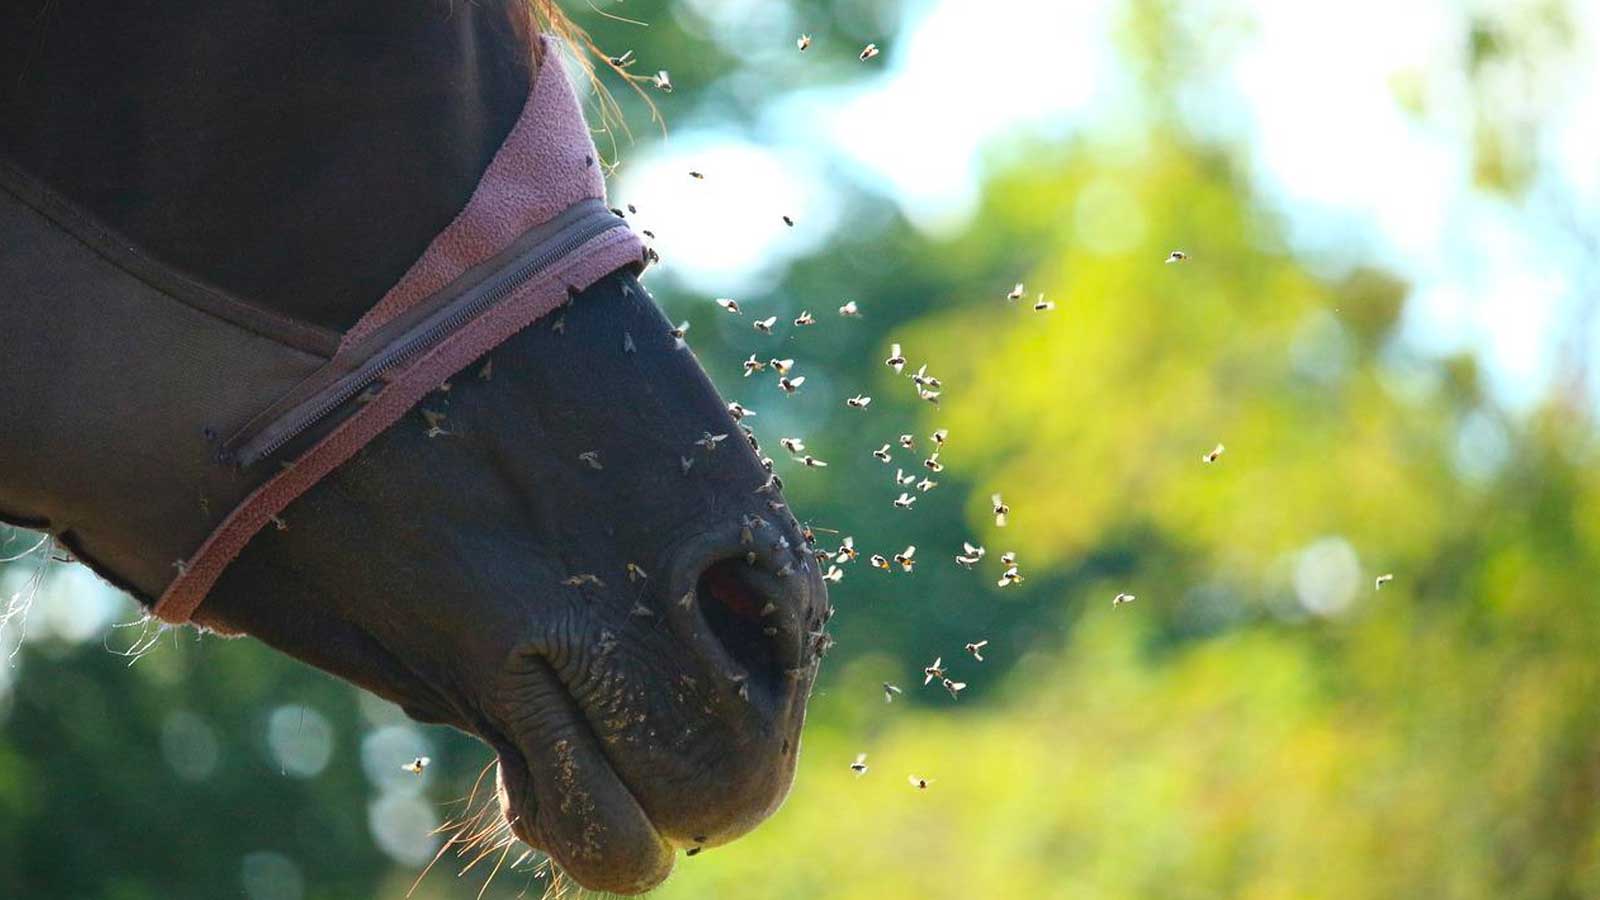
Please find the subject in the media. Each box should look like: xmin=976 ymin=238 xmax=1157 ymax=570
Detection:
xmin=3 ymin=1 xmax=1597 ymax=898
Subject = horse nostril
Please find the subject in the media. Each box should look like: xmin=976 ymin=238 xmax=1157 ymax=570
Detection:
xmin=697 ymin=559 xmax=787 ymax=705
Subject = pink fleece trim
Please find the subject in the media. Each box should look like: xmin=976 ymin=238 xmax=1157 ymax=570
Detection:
xmin=343 ymin=36 xmax=606 ymax=350
xmin=153 ymin=37 xmax=643 ymax=628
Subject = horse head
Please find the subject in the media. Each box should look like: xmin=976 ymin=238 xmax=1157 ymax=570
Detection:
xmin=203 ymin=270 xmax=828 ymax=893
xmin=0 ymin=2 xmax=828 ymax=892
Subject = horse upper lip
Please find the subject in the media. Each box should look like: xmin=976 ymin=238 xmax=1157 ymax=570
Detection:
xmin=484 ymin=518 xmax=825 ymax=893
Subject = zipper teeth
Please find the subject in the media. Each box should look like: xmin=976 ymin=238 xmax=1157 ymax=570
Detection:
xmin=238 ymin=210 xmax=626 ymax=466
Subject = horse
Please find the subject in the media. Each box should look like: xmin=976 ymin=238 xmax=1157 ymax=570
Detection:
xmin=0 ymin=1 xmax=828 ymax=893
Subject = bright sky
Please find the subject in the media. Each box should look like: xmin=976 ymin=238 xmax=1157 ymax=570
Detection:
xmin=617 ymin=0 xmax=1600 ymax=410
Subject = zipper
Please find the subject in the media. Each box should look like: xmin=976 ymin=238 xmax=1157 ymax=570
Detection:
xmin=223 ymin=199 xmax=629 ymax=468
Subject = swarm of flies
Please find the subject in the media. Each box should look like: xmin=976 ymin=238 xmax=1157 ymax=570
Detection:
xmin=592 ymin=35 xmax=1312 ymax=818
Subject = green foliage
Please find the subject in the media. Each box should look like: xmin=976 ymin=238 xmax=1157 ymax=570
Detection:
xmin=3 ymin=1 xmax=1596 ymax=898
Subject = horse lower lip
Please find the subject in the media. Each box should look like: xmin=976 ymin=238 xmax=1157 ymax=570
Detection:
xmin=498 ymin=670 xmax=675 ymax=894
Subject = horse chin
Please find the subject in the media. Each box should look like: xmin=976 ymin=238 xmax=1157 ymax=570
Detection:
xmin=490 ymin=700 xmax=676 ymax=895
